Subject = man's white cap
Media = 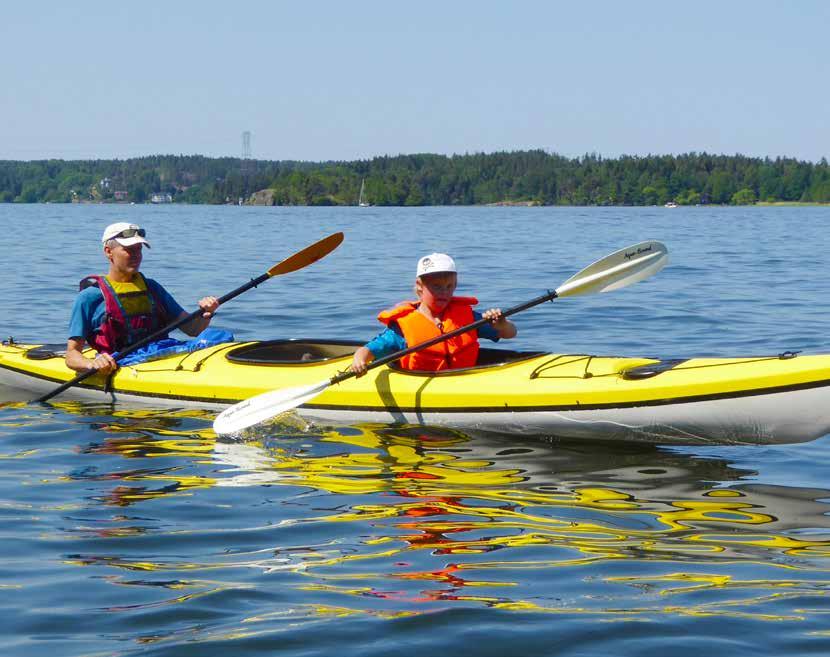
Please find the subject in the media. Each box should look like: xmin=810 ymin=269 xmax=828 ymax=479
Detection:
xmin=101 ymin=222 xmax=151 ymax=248
xmin=416 ymin=253 xmax=456 ymax=277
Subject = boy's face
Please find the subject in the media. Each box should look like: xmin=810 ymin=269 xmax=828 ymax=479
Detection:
xmin=416 ymin=272 xmax=457 ymax=313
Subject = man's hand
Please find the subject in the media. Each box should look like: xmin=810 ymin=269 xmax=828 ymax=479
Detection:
xmin=66 ymin=338 xmax=118 ymax=374
xmin=89 ymin=352 xmax=118 ymax=375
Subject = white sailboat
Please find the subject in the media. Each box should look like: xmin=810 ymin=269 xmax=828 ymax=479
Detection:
xmin=358 ymin=178 xmax=371 ymax=207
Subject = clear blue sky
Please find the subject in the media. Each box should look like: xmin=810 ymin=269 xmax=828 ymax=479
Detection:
xmin=2 ymin=1 xmax=828 ymax=162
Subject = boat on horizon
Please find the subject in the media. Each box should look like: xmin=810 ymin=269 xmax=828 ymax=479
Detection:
xmin=358 ymin=179 xmax=371 ymax=207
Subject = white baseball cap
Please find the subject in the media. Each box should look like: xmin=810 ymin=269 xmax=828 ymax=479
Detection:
xmin=416 ymin=253 xmax=456 ymax=277
xmin=101 ymin=222 xmax=151 ymax=248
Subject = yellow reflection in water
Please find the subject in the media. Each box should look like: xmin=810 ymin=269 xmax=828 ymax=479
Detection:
xmin=235 ymin=423 xmax=830 ymax=619
xmin=64 ymin=410 xmax=830 ymax=621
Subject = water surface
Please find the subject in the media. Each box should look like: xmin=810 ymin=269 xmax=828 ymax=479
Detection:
xmin=2 ymin=204 xmax=830 ymax=656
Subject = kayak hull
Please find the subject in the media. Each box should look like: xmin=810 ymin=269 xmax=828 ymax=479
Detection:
xmin=2 ymin=339 xmax=830 ymax=444
xmin=302 ymin=384 xmax=830 ymax=444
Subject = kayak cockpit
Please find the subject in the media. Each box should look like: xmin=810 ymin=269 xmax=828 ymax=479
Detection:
xmin=225 ymin=339 xmax=545 ymax=372
xmin=226 ymin=339 xmax=362 ymax=364
xmin=24 ymin=344 xmax=68 ymax=360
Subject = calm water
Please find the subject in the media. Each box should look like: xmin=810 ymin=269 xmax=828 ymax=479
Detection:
xmin=2 ymin=204 xmax=830 ymax=656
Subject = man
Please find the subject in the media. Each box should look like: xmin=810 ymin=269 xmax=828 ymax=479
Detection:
xmin=65 ymin=222 xmax=219 ymax=374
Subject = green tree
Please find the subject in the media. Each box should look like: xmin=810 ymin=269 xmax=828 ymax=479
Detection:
xmin=641 ymin=185 xmax=660 ymax=205
xmin=677 ymin=190 xmax=701 ymax=205
xmin=709 ymin=172 xmax=735 ymax=204
xmin=731 ymin=188 xmax=756 ymax=205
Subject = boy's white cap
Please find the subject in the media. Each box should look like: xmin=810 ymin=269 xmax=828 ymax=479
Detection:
xmin=101 ymin=222 xmax=151 ymax=248
xmin=416 ymin=253 xmax=456 ymax=277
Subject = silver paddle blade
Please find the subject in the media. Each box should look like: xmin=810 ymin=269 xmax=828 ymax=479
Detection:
xmin=213 ymin=380 xmax=330 ymax=435
xmin=555 ymin=240 xmax=668 ymax=298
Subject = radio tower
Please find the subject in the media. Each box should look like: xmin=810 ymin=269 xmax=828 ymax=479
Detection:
xmin=242 ymin=131 xmax=252 ymax=161
xmin=240 ymin=131 xmax=252 ymax=205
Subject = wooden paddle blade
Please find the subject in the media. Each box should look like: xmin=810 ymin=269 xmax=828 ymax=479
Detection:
xmin=267 ymin=232 xmax=344 ymax=277
xmin=213 ymin=380 xmax=331 ymax=434
xmin=555 ymin=240 xmax=668 ymax=297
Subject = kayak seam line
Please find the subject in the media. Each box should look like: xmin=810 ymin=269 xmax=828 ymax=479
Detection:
xmin=5 ymin=363 xmax=830 ymax=411
xmin=0 ymin=363 xmax=239 ymax=405
xmin=302 ymin=377 xmax=830 ymax=413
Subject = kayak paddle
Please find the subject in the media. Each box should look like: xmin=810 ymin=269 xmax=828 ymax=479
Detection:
xmin=212 ymin=239 xmax=668 ymax=435
xmin=34 ymin=231 xmax=345 ymax=404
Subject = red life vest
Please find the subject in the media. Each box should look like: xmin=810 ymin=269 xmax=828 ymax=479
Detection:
xmin=80 ymin=273 xmax=170 ymax=354
xmin=377 ymin=297 xmax=479 ymax=371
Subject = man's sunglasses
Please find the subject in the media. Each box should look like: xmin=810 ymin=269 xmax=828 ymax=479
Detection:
xmin=114 ymin=228 xmax=146 ymax=239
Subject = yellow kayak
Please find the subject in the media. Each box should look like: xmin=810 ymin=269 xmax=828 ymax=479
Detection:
xmin=2 ymin=338 xmax=830 ymax=444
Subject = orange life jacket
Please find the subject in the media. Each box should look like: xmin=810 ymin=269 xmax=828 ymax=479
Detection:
xmin=377 ymin=297 xmax=479 ymax=371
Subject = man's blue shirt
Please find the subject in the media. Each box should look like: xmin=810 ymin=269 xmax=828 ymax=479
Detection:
xmin=68 ymin=277 xmax=184 ymax=341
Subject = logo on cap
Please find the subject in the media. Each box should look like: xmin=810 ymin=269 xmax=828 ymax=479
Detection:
xmin=416 ymin=252 xmax=456 ymax=277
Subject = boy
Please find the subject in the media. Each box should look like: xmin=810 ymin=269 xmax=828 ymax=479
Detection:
xmin=351 ymin=253 xmax=516 ymax=374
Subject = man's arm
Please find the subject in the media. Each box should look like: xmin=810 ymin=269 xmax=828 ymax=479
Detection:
xmin=66 ymin=289 xmax=116 ymax=373
xmin=149 ymin=279 xmax=218 ymax=338
xmin=178 ymin=296 xmax=220 ymax=336
xmin=65 ymin=337 xmax=117 ymax=374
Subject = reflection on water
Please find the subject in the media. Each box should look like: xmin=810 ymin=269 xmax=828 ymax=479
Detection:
xmin=22 ymin=406 xmax=830 ymax=619
xmin=210 ymin=424 xmax=830 ymax=616
xmin=2 ymin=401 xmax=830 ymax=655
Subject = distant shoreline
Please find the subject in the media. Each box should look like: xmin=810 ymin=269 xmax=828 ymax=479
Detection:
xmin=26 ymin=200 xmax=830 ymax=208
xmin=3 ymin=151 xmax=828 ymax=206
xmin=755 ymin=201 xmax=830 ymax=207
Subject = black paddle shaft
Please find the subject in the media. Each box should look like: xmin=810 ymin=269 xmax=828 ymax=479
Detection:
xmin=329 ymin=289 xmax=559 ymax=386
xmin=33 ymin=271 xmax=272 ymax=404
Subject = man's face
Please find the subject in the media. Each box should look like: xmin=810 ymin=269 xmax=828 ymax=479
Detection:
xmin=416 ymin=272 xmax=457 ymax=313
xmin=105 ymin=242 xmax=143 ymax=275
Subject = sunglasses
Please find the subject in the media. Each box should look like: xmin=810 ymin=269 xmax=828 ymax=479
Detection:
xmin=114 ymin=228 xmax=146 ymax=239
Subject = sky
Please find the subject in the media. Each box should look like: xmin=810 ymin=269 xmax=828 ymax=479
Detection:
xmin=1 ymin=1 xmax=828 ymax=163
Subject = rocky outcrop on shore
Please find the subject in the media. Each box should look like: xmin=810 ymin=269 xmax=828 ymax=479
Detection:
xmin=484 ymin=200 xmax=540 ymax=207
xmin=248 ymin=189 xmax=276 ymax=205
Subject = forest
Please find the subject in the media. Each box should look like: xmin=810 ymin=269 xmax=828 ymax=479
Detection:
xmin=1 ymin=151 xmax=828 ymax=206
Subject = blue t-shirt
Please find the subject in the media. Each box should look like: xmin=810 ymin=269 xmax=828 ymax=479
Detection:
xmin=68 ymin=277 xmax=185 ymax=341
xmin=365 ymin=310 xmax=501 ymax=360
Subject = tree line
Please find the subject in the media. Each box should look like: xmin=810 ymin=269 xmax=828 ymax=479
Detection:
xmin=1 ymin=151 xmax=828 ymax=206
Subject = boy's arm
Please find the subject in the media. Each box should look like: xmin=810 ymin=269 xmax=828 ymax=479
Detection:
xmin=350 ymin=327 xmax=407 ymax=375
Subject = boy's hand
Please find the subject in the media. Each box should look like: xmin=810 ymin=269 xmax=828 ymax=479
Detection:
xmin=350 ymin=347 xmax=375 ymax=377
xmin=483 ymin=308 xmax=506 ymax=325
xmin=482 ymin=308 xmax=517 ymax=339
